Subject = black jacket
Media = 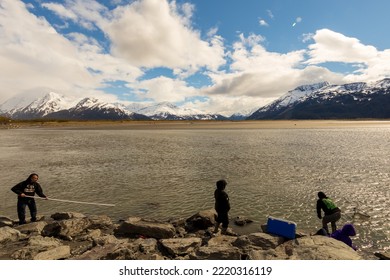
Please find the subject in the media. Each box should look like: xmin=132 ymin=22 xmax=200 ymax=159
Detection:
xmin=11 ymin=180 xmax=46 ymax=199
xmin=214 ymin=189 xmax=230 ymax=213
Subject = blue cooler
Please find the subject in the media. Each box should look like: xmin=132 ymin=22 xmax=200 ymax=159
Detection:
xmin=266 ymin=216 xmax=296 ymax=239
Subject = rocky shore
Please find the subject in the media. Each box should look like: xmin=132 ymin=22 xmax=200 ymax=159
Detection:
xmin=0 ymin=209 xmax=388 ymax=260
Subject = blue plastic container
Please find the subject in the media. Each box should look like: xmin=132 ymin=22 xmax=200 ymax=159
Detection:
xmin=266 ymin=216 xmax=296 ymax=239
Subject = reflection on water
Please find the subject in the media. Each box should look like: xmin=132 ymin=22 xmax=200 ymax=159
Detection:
xmin=1 ymin=126 xmax=390 ymax=258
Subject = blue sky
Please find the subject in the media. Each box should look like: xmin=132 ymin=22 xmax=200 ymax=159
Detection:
xmin=1 ymin=0 xmax=390 ymax=115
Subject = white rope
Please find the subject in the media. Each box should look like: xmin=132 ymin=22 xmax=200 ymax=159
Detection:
xmin=23 ymin=195 xmax=115 ymax=207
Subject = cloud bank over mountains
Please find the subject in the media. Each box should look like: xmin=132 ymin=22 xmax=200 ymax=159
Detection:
xmin=1 ymin=0 xmax=389 ymax=116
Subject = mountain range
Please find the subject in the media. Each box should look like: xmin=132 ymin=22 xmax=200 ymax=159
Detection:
xmin=247 ymin=78 xmax=390 ymax=119
xmin=0 ymin=93 xmax=228 ymax=121
xmin=1 ymin=78 xmax=390 ymax=121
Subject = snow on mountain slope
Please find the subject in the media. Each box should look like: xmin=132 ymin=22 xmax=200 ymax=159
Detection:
xmin=248 ymin=78 xmax=390 ymax=119
xmin=135 ymin=102 xmax=204 ymax=117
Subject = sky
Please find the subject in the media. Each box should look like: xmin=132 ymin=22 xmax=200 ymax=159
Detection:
xmin=1 ymin=0 xmax=390 ymax=115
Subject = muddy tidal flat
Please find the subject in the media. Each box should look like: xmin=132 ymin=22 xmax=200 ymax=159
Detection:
xmin=4 ymin=119 xmax=390 ymax=130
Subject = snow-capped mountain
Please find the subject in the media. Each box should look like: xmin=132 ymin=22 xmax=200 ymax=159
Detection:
xmin=133 ymin=102 xmax=226 ymax=120
xmin=0 ymin=92 xmax=225 ymax=121
xmin=3 ymin=78 xmax=390 ymax=121
xmin=248 ymin=78 xmax=390 ymax=119
xmin=1 ymin=92 xmax=78 ymax=119
xmin=46 ymin=97 xmax=150 ymax=121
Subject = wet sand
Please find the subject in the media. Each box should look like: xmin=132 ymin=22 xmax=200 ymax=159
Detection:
xmin=8 ymin=119 xmax=390 ymax=130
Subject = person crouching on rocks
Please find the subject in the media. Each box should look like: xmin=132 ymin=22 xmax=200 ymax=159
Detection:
xmin=316 ymin=191 xmax=341 ymax=234
xmin=331 ymin=223 xmax=357 ymax=250
xmin=213 ymin=179 xmax=231 ymax=235
xmin=11 ymin=173 xmax=47 ymax=225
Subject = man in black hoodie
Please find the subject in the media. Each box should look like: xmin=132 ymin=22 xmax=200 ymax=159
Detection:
xmin=11 ymin=173 xmax=47 ymax=225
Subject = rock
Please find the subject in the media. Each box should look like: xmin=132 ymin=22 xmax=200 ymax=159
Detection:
xmin=10 ymin=236 xmax=67 ymax=260
xmin=76 ymin=229 xmax=102 ymax=242
xmin=231 ymin=235 xmax=252 ymax=248
xmin=28 ymin=235 xmax=63 ymax=248
xmin=87 ymin=215 xmax=114 ymax=230
xmin=0 ymin=227 xmax=24 ymax=243
xmin=51 ymin=212 xmax=86 ymax=220
xmin=160 ymin=237 xmax=202 ymax=256
xmin=186 ymin=209 xmax=216 ymax=231
xmin=247 ymin=248 xmax=280 ymax=260
xmin=275 ymin=236 xmax=363 ymax=260
xmin=132 ymin=238 xmax=158 ymax=254
xmin=234 ymin=216 xmax=254 ymax=226
xmin=33 ymin=245 xmax=71 ymax=260
xmin=114 ymin=217 xmax=175 ymax=239
xmin=190 ymin=245 xmax=242 ymax=260
xmin=92 ymin=234 xmax=121 ymax=246
xmin=247 ymin=232 xmax=282 ymax=249
xmin=0 ymin=216 xmax=15 ymax=228
xmin=0 ymin=210 xmax=370 ymax=260
xmin=208 ymin=235 xmax=237 ymax=246
xmin=70 ymin=243 xmax=122 ymax=260
xmin=42 ymin=218 xmax=92 ymax=240
xmin=15 ymin=221 xmax=47 ymax=235
xmin=374 ymin=251 xmax=390 ymax=260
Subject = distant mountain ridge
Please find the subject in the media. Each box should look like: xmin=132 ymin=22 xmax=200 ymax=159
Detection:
xmin=2 ymin=78 xmax=390 ymax=121
xmin=0 ymin=93 xmax=227 ymax=121
xmin=247 ymin=78 xmax=390 ymax=119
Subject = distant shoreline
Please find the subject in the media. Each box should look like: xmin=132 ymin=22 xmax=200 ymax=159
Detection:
xmin=3 ymin=119 xmax=390 ymax=130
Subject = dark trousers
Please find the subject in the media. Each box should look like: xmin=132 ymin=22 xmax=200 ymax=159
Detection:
xmin=216 ymin=211 xmax=229 ymax=228
xmin=17 ymin=198 xmax=37 ymax=225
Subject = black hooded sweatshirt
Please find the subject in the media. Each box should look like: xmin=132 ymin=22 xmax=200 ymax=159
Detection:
xmin=11 ymin=177 xmax=46 ymax=199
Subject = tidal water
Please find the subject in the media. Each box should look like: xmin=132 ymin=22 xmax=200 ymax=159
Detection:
xmin=1 ymin=125 xmax=389 ymax=258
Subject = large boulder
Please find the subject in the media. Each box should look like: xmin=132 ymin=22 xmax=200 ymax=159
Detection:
xmin=114 ymin=217 xmax=175 ymax=239
xmin=186 ymin=209 xmax=216 ymax=231
xmin=274 ymin=235 xmax=363 ymax=260
xmin=0 ymin=227 xmax=24 ymax=243
xmin=42 ymin=218 xmax=92 ymax=240
xmin=10 ymin=236 xmax=70 ymax=260
xmin=87 ymin=215 xmax=114 ymax=230
xmin=51 ymin=212 xmax=86 ymax=220
xmin=15 ymin=221 xmax=48 ymax=235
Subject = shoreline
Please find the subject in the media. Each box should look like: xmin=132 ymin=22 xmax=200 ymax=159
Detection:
xmin=3 ymin=119 xmax=390 ymax=130
xmin=1 ymin=210 xmax=380 ymax=260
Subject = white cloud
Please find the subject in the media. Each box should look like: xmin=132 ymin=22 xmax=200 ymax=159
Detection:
xmin=42 ymin=2 xmax=78 ymax=21
xmin=0 ymin=0 xmax=100 ymax=102
xmin=0 ymin=0 xmax=143 ymax=104
xmin=259 ymin=19 xmax=269 ymax=27
xmin=134 ymin=76 xmax=197 ymax=103
xmin=42 ymin=0 xmax=110 ymax=31
xmin=307 ymin=29 xmax=378 ymax=64
xmin=104 ymin=0 xmax=225 ymax=73
xmin=267 ymin=10 xmax=274 ymax=19
xmin=306 ymin=29 xmax=390 ymax=82
xmin=204 ymin=33 xmax=307 ymax=98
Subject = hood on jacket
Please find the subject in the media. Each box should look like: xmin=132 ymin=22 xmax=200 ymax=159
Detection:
xmin=341 ymin=223 xmax=356 ymax=236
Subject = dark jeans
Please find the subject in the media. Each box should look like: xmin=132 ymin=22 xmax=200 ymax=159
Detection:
xmin=17 ymin=198 xmax=37 ymax=224
xmin=216 ymin=211 xmax=229 ymax=228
